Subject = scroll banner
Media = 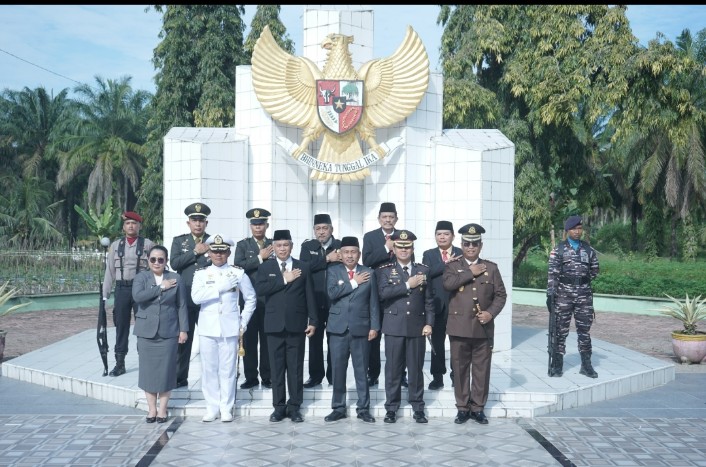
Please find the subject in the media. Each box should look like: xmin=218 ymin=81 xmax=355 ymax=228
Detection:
xmin=276 ymin=137 xmax=403 ymax=175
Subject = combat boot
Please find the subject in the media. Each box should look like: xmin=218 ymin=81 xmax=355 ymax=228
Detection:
xmin=109 ymin=353 xmax=127 ymax=377
xmin=579 ymin=352 xmax=598 ymax=378
xmin=548 ymin=353 xmax=563 ymax=377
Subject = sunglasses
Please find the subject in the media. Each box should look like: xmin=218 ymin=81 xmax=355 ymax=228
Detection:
xmin=462 ymin=241 xmax=481 ymax=248
xmin=149 ymin=257 xmax=166 ymax=264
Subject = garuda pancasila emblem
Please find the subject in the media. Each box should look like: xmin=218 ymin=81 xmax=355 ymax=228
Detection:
xmin=251 ymin=25 xmax=429 ymax=182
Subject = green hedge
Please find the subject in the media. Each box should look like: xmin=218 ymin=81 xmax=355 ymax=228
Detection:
xmin=515 ymin=250 xmax=706 ymax=298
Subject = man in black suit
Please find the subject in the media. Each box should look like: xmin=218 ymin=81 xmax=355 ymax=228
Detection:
xmin=324 ymin=236 xmax=380 ymax=423
xmin=255 ymin=230 xmax=318 ymax=423
xmin=376 ymin=230 xmax=434 ymax=424
xmin=233 ymin=208 xmax=274 ymax=389
xmin=421 ymin=221 xmax=463 ymax=390
xmin=170 ymin=202 xmax=211 ymax=388
xmin=362 ymin=202 xmax=398 ymax=387
xmin=299 ymin=213 xmax=341 ymax=388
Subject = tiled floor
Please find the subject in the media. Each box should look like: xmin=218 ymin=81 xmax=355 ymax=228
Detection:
xmin=1 ymin=326 xmax=705 ymax=466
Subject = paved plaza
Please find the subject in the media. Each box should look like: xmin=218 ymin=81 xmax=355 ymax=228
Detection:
xmin=1 ymin=326 xmax=705 ymax=466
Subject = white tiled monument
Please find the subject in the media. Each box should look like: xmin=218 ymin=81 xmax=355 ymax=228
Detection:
xmin=163 ymin=5 xmax=516 ymax=351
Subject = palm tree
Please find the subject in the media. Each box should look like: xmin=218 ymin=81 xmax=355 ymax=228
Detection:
xmin=56 ymin=76 xmax=151 ymax=213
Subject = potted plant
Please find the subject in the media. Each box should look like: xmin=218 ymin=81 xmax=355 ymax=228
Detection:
xmin=657 ymin=294 xmax=706 ymax=364
xmin=0 ymin=281 xmax=31 ymax=362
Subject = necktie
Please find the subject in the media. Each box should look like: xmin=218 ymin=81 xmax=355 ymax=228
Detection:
xmin=195 ymin=237 xmax=201 ymax=244
xmin=442 ymin=250 xmax=448 ymax=262
xmin=257 ymin=239 xmax=264 ymax=249
xmin=281 ymin=262 xmax=287 ymax=273
xmin=348 ymin=269 xmax=354 ymax=280
xmin=402 ymin=266 xmax=409 ymax=279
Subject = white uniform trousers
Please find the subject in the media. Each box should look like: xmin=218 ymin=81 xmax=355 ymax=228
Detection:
xmin=199 ymin=334 xmax=238 ymax=415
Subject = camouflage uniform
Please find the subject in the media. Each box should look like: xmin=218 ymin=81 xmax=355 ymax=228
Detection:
xmin=547 ymin=239 xmax=599 ymax=376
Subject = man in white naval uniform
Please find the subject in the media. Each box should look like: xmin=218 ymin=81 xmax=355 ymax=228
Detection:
xmin=191 ymin=234 xmax=256 ymax=422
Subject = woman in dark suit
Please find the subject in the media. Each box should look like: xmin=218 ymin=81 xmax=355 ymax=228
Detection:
xmin=132 ymin=245 xmax=188 ymax=423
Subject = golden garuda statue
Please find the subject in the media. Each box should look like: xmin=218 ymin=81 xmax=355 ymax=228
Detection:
xmin=251 ymin=25 xmax=429 ymax=182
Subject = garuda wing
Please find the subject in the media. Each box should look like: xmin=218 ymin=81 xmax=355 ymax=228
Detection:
xmin=357 ymin=26 xmax=429 ymax=154
xmin=251 ymin=25 xmax=323 ymax=156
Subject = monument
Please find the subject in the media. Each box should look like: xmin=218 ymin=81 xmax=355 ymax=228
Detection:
xmin=162 ymin=5 xmax=515 ymax=350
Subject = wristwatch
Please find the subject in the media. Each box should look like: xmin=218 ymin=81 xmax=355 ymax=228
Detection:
xmin=160 ymin=284 xmax=166 ymax=292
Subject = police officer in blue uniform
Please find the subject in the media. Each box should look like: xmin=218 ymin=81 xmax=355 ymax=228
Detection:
xmin=376 ymin=230 xmax=434 ymax=424
xmin=547 ymin=215 xmax=600 ymax=378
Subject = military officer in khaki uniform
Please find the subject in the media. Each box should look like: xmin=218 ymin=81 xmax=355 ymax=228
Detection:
xmin=103 ymin=211 xmax=154 ymax=377
xmin=443 ymin=223 xmax=506 ymax=425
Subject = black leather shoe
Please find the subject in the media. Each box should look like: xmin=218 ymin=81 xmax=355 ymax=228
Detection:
xmin=176 ymin=380 xmax=188 ymax=388
xmin=413 ymin=410 xmax=428 ymax=423
xmin=288 ymin=410 xmax=304 ymax=423
xmin=324 ymin=410 xmax=347 ymax=422
xmin=240 ymin=379 xmax=259 ymax=389
xmin=145 ymin=416 xmax=156 ymax=423
xmin=357 ymin=411 xmax=375 ymax=423
xmin=269 ymin=411 xmax=285 ymax=422
xmin=470 ymin=411 xmax=488 ymax=425
xmin=156 ymin=416 xmax=168 ymax=424
xmin=401 ymin=375 xmax=408 ymax=388
xmin=428 ymin=376 xmax=444 ymax=390
xmin=261 ymin=380 xmax=272 ymax=389
xmin=368 ymin=378 xmax=379 ymax=386
xmin=303 ymin=378 xmax=322 ymax=389
xmin=454 ymin=411 xmax=471 ymax=424
xmin=383 ymin=410 xmax=397 ymax=423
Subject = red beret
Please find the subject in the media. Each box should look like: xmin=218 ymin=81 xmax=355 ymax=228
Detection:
xmin=122 ymin=211 xmax=143 ymax=223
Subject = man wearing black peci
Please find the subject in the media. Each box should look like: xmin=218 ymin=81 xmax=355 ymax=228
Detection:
xmin=299 ymin=213 xmax=341 ymax=388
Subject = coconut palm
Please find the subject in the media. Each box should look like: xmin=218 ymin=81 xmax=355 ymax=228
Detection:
xmin=56 ymin=76 xmax=151 ymax=213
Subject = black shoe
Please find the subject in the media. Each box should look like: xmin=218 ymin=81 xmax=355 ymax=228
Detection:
xmin=108 ymin=364 xmax=126 ymax=377
xmin=470 ymin=411 xmax=488 ymax=425
xmin=269 ymin=411 xmax=285 ymax=422
xmin=324 ymin=410 xmax=347 ymax=422
xmin=357 ymin=410 xmax=375 ymax=423
xmin=261 ymin=380 xmax=272 ymax=389
xmin=368 ymin=377 xmax=379 ymax=386
xmin=428 ymin=376 xmax=444 ymax=390
xmin=176 ymin=380 xmax=188 ymax=388
xmin=303 ymin=378 xmax=322 ymax=389
xmin=288 ymin=410 xmax=304 ymax=423
xmin=156 ymin=416 xmax=168 ymax=424
xmin=240 ymin=379 xmax=259 ymax=389
xmin=413 ymin=411 xmax=428 ymax=423
xmin=145 ymin=416 xmax=156 ymax=423
xmin=400 ymin=375 xmax=408 ymax=388
xmin=454 ymin=411 xmax=470 ymax=424
xmin=383 ymin=410 xmax=397 ymax=423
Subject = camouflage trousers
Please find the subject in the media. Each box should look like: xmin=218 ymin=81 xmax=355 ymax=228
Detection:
xmin=554 ymin=288 xmax=594 ymax=354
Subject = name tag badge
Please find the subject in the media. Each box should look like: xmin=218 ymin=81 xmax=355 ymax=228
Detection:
xmin=269 ymin=273 xmax=276 ymax=277
xmin=310 ymin=250 xmax=319 ymax=255
xmin=338 ymin=280 xmax=344 ymax=285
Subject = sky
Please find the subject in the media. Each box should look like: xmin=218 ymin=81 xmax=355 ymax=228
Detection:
xmin=1 ymin=5 xmax=705 ymax=96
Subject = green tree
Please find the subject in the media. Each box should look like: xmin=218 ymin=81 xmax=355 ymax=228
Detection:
xmin=55 ymin=76 xmax=150 ymax=215
xmin=244 ymin=5 xmax=294 ymax=62
xmin=0 ymin=176 xmax=63 ymax=249
xmin=138 ymin=5 xmax=249 ymax=237
xmin=438 ymin=5 xmax=637 ymax=271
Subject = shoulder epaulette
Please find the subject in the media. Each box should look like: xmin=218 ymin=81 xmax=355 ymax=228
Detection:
xmin=195 ymin=266 xmax=208 ymax=272
xmin=174 ymin=233 xmax=189 ymax=238
xmin=377 ymin=262 xmax=395 ymax=269
xmin=232 ymin=264 xmax=243 ymax=270
xmin=302 ymin=238 xmax=313 ymax=245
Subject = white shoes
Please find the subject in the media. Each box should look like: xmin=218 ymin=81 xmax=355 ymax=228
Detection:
xmin=202 ymin=412 xmax=219 ymax=422
xmin=221 ymin=410 xmax=233 ymax=422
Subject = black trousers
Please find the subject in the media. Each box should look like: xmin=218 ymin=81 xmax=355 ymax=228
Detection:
xmin=112 ymin=284 xmax=137 ymax=355
xmin=267 ymin=331 xmax=305 ymax=413
xmin=243 ymin=300 xmax=270 ymax=383
xmin=429 ymin=307 xmax=453 ymax=377
xmin=176 ymin=285 xmax=199 ymax=385
xmin=307 ymin=306 xmax=331 ymax=383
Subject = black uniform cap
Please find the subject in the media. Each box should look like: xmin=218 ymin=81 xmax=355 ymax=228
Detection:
xmin=564 ymin=215 xmax=582 ymax=231
xmin=340 ymin=236 xmax=359 ymax=248
xmin=458 ymin=223 xmax=485 ymax=242
xmin=379 ymin=202 xmax=397 ymax=214
xmin=435 ymin=220 xmax=453 ymax=232
xmin=314 ymin=213 xmax=332 ymax=225
xmin=391 ymin=230 xmax=416 ymax=248
xmin=246 ymin=208 xmax=271 ymax=225
xmin=184 ymin=202 xmax=211 ymax=219
xmin=273 ymin=230 xmax=292 ymax=241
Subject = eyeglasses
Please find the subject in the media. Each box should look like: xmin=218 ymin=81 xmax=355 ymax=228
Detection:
xmin=462 ymin=241 xmax=481 ymax=248
xmin=149 ymin=257 xmax=166 ymax=264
